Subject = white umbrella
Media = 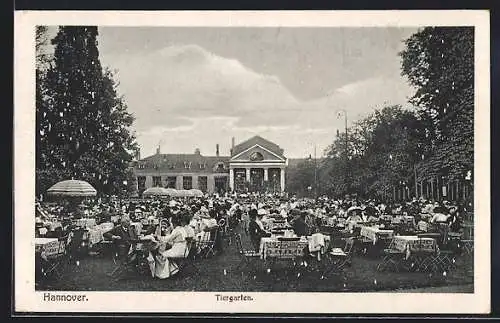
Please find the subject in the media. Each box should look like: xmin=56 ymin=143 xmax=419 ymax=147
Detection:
xmin=46 ymin=179 xmax=97 ymax=197
xmin=189 ymin=189 xmax=203 ymax=197
xmin=164 ymin=188 xmax=179 ymax=197
xmin=142 ymin=187 xmax=169 ymax=197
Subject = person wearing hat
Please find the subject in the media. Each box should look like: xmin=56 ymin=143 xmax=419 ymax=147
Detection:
xmin=103 ymin=215 xmax=139 ymax=265
xmin=248 ymin=209 xmax=271 ymax=251
xmin=291 ymin=211 xmax=309 ymax=237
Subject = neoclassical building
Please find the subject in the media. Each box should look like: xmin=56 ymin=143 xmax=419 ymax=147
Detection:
xmin=131 ymin=135 xmax=289 ymax=195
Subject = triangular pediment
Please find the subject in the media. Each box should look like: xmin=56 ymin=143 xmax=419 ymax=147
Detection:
xmin=231 ymin=135 xmax=285 ymax=158
xmin=230 ymin=144 xmax=285 ymax=161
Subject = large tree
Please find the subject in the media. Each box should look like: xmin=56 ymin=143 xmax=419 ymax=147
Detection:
xmin=400 ymin=27 xmax=474 ymax=181
xmin=37 ymin=26 xmax=137 ymax=195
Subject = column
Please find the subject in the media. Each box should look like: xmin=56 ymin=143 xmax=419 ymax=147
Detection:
xmin=246 ymin=168 xmax=250 ymax=181
xmin=192 ymin=175 xmax=198 ymax=190
xmin=208 ymin=175 xmax=215 ymax=194
xmin=145 ymin=175 xmax=152 ymax=189
xmin=176 ymin=176 xmax=183 ymax=190
xmin=264 ymin=168 xmax=268 ymax=181
xmin=229 ymin=168 xmax=235 ymax=191
xmin=280 ymin=168 xmax=285 ymax=192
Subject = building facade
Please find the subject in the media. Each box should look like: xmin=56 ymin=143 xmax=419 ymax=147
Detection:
xmin=131 ymin=135 xmax=288 ymax=195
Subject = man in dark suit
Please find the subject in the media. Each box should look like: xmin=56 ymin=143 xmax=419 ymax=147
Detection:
xmin=103 ymin=216 xmax=139 ymax=260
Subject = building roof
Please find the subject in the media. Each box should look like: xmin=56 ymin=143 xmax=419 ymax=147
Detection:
xmin=231 ymin=135 xmax=284 ymax=157
xmin=134 ymin=153 xmax=230 ymax=174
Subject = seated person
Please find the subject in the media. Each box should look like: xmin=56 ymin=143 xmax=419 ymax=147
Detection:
xmin=181 ymin=213 xmax=195 ymax=239
xmin=103 ymin=216 xmax=139 ymax=261
xmin=430 ymin=206 xmax=450 ymax=224
xmin=148 ymin=216 xmax=187 ymax=279
xmin=248 ymin=209 xmax=271 ymax=251
xmin=291 ymin=212 xmax=309 ymax=237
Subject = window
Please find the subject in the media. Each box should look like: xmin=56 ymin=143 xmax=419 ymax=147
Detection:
xmin=183 ymin=176 xmax=192 ymax=190
xmin=152 ymin=176 xmax=162 ymax=187
xmin=215 ymin=162 xmax=225 ymax=172
xmin=184 ymin=162 xmax=191 ymax=169
xmin=199 ymin=163 xmax=206 ymax=169
xmin=138 ymin=163 xmax=145 ymax=169
xmin=198 ymin=176 xmax=208 ymax=192
xmin=166 ymin=176 xmax=177 ymax=188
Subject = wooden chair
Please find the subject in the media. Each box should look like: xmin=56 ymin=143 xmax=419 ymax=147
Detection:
xmin=169 ymin=237 xmax=199 ymax=276
xmin=234 ymin=233 xmax=261 ymax=273
xmin=376 ymin=242 xmax=405 ymax=272
xmin=40 ymin=235 xmax=71 ymax=280
xmin=197 ymin=227 xmax=219 ymax=259
xmin=321 ymin=237 xmax=355 ymax=277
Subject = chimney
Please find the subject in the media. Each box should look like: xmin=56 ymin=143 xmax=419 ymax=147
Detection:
xmin=216 ymin=144 xmax=220 ymax=157
xmin=232 ymin=137 xmax=235 ymax=149
xmin=194 ymin=148 xmax=201 ymax=155
xmin=135 ymin=148 xmax=141 ymax=161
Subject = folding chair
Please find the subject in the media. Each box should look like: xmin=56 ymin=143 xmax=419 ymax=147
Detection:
xmin=197 ymin=227 xmax=219 ymax=259
xmin=234 ymin=233 xmax=261 ymax=273
xmin=172 ymin=237 xmax=199 ymax=276
xmin=321 ymin=237 xmax=355 ymax=277
xmin=376 ymin=242 xmax=405 ymax=272
xmin=107 ymin=240 xmax=152 ymax=280
xmin=40 ymin=235 xmax=71 ymax=280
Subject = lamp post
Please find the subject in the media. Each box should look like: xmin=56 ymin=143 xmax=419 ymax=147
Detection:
xmin=337 ymin=109 xmax=349 ymax=195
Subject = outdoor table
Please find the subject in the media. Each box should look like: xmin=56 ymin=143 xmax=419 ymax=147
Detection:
xmin=325 ymin=217 xmax=336 ymax=226
xmin=259 ymin=237 xmax=309 ymax=260
xmin=360 ymin=226 xmax=394 ymax=244
xmin=35 ymin=237 xmax=61 ymax=258
xmin=347 ymin=221 xmax=367 ymax=232
xmin=44 ymin=221 xmax=62 ymax=231
xmin=417 ymin=220 xmax=430 ymax=232
xmin=87 ymin=222 xmax=115 ymax=245
xmin=403 ymin=215 xmax=416 ymax=226
xmin=76 ymin=218 xmax=96 ymax=229
xmin=392 ymin=235 xmax=437 ymax=259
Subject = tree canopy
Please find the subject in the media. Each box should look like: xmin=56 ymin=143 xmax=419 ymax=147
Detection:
xmin=36 ymin=26 xmax=138 ymax=196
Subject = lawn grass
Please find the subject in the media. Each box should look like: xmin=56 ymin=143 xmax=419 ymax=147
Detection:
xmin=36 ymin=227 xmax=474 ymax=292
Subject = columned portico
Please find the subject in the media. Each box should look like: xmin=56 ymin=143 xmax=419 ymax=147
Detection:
xmin=229 ymin=135 xmax=288 ymax=193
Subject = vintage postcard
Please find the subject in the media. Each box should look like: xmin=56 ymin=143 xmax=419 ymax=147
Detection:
xmin=14 ymin=10 xmax=490 ymax=314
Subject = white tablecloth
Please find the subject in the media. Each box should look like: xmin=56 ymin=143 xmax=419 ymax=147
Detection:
xmin=360 ymin=226 xmax=394 ymax=243
xmin=35 ymin=238 xmax=60 ymax=257
xmin=76 ymin=218 xmax=96 ymax=229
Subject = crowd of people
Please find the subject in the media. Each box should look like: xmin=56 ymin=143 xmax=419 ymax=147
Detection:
xmin=35 ymin=192 xmax=473 ymax=280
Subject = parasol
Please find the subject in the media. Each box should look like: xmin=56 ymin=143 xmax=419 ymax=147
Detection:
xmin=165 ymin=188 xmax=179 ymax=197
xmin=177 ymin=189 xmax=194 ymax=197
xmin=46 ymin=179 xmax=97 ymax=197
xmin=142 ymin=187 xmax=169 ymax=197
xmin=189 ymin=189 xmax=203 ymax=197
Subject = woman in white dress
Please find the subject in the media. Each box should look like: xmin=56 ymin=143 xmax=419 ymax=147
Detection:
xmin=148 ymin=216 xmax=187 ymax=279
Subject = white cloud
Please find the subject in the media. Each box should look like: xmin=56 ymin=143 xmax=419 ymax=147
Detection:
xmin=100 ymin=43 xmax=414 ymax=157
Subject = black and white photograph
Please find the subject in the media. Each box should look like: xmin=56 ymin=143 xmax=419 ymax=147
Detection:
xmin=14 ymin=11 xmax=490 ymax=313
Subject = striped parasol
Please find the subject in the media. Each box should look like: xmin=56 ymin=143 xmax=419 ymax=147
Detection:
xmin=142 ymin=187 xmax=169 ymax=197
xmin=46 ymin=179 xmax=97 ymax=197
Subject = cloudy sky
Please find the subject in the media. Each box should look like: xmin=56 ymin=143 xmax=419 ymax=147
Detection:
xmin=48 ymin=26 xmax=419 ymax=158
